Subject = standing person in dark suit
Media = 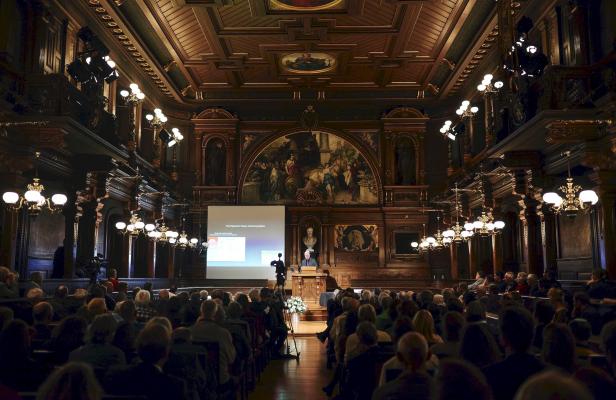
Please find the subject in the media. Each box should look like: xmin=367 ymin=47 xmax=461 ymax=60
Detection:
xmin=483 ymin=307 xmax=545 ymax=400
xmin=105 ymin=323 xmax=186 ymax=400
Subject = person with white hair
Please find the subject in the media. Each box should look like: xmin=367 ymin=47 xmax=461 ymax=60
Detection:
xmin=300 ymin=249 xmax=318 ymax=268
xmin=134 ymin=289 xmax=157 ymax=323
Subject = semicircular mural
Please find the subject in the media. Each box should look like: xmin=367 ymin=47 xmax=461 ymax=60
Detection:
xmin=281 ymin=53 xmax=336 ymax=74
xmin=269 ymin=0 xmax=345 ymax=11
xmin=242 ymin=131 xmax=378 ymax=205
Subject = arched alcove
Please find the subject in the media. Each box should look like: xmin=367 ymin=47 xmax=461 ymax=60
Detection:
xmin=239 ymin=128 xmax=381 ymax=205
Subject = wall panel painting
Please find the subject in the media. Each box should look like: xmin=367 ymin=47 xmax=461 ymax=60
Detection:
xmin=242 ymin=131 xmax=378 ymax=205
xmin=335 ymin=225 xmax=378 ymax=251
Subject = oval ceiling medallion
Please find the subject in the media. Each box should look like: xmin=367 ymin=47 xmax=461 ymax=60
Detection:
xmin=280 ymin=52 xmax=336 ymax=74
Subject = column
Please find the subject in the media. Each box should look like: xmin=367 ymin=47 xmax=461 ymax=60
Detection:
xmin=62 ymin=198 xmax=77 ymax=278
xmin=492 ymin=233 xmax=503 ymax=274
xmin=167 ymin=246 xmax=175 ymax=279
xmin=147 ymin=240 xmax=156 ymax=278
xmin=541 ymin=205 xmax=558 ymax=272
xmin=463 ymin=118 xmax=473 ymax=163
xmin=467 ymin=236 xmax=476 ymax=278
xmin=75 ymin=200 xmax=98 ymax=268
xmin=483 ymin=92 xmax=495 ymax=148
xmin=450 ymin=242 xmax=459 ymax=280
xmin=521 ymin=197 xmax=544 ymax=275
xmin=591 ymin=171 xmax=616 ymax=279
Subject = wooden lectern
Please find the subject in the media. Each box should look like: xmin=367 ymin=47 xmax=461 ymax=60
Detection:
xmin=291 ymin=267 xmax=327 ymax=306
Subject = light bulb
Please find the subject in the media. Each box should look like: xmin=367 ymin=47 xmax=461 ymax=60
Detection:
xmin=462 ymin=100 xmax=470 ymax=107
xmin=179 ymin=237 xmax=188 ymax=244
xmin=440 ymin=127 xmax=447 ymax=133
xmin=477 ymin=84 xmax=486 ymax=91
xmin=134 ymin=221 xmax=145 ymax=230
xmin=443 ymin=230 xmax=454 ymax=238
xmin=120 ymin=90 xmax=129 ymax=98
xmin=137 ymin=92 xmax=145 ymax=100
xmin=526 ymin=45 xmax=537 ymax=54
xmin=172 ymin=127 xmax=179 ymax=134
xmin=484 ymin=74 xmax=493 ymax=82
xmin=106 ymin=59 xmax=116 ymax=69
xmin=51 ymin=193 xmax=68 ymax=205
xmin=579 ymin=190 xmax=599 ymax=205
xmin=169 ymin=238 xmax=177 ymax=244
xmin=148 ymin=231 xmax=157 ymax=238
xmin=461 ymin=230 xmax=471 ymax=238
xmin=464 ymin=222 xmax=474 ymax=231
xmin=145 ymin=223 xmax=156 ymax=232
xmin=202 ymin=241 xmax=209 ymax=248
xmin=473 ymin=220 xmax=484 ymax=229
xmin=146 ymin=114 xmax=154 ymax=121
xmin=129 ymin=83 xmax=138 ymax=91
xmin=486 ymin=222 xmax=495 ymax=230
xmin=160 ymin=115 xmax=168 ymax=123
xmin=542 ymin=192 xmax=561 ymax=205
xmin=426 ymin=236 xmax=436 ymax=244
xmin=154 ymin=108 xmax=162 ymax=115
xmin=443 ymin=237 xmax=452 ymax=244
xmin=190 ymin=238 xmax=199 ymax=244
xmin=494 ymin=81 xmax=504 ymax=89
xmin=2 ymin=192 xmax=19 ymax=204
xmin=494 ymin=221 xmax=505 ymax=229
xmin=115 ymin=221 xmax=127 ymax=230
xmin=447 ymin=133 xmax=456 ymax=141
xmin=24 ymin=190 xmax=42 ymax=203
xmin=456 ymin=109 xmax=463 ymax=115
xmin=470 ymin=106 xmax=479 ymax=113
xmin=445 ymin=120 xmax=452 ymax=126
xmin=167 ymin=140 xmax=176 ymax=148
xmin=126 ymin=224 xmax=135 ymax=231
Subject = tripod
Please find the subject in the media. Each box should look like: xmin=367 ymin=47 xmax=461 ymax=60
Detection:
xmin=275 ymin=278 xmax=300 ymax=361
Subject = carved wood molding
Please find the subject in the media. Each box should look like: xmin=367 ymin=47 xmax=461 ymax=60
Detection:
xmin=546 ymin=119 xmax=612 ymax=144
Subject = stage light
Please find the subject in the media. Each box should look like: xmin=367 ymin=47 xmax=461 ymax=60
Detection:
xmin=494 ymin=81 xmax=504 ymax=89
xmin=158 ymin=128 xmax=172 ymax=144
xmin=526 ymin=45 xmax=537 ymax=54
xmin=67 ymin=59 xmax=92 ymax=83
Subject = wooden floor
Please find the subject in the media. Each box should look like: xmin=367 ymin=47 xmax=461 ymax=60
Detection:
xmin=292 ymin=320 xmax=327 ymax=336
xmin=249 ymin=337 xmax=331 ymax=400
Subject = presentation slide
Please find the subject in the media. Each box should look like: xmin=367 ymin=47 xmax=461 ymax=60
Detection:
xmin=206 ymin=206 xmax=285 ymax=279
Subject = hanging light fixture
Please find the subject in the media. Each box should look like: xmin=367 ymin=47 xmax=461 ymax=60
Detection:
xmin=2 ymin=152 xmax=67 ymax=215
xmin=439 ymin=120 xmax=457 ymax=141
xmin=146 ymin=220 xmax=180 ymax=245
xmin=115 ymin=212 xmax=149 ymax=236
xmin=542 ymin=151 xmax=598 ymax=217
xmin=443 ymin=184 xmax=476 ymax=243
xmin=476 ymin=73 xmax=504 ymax=93
xmin=466 ymin=177 xmax=505 ymax=236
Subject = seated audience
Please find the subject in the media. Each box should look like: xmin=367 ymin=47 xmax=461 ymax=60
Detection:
xmin=0 ymin=306 xmax=13 ymax=330
xmin=36 ymin=362 xmax=102 ymax=400
xmin=0 ymin=267 xmax=18 ymax=299
xmin=49 ymin=315 xmax=88 ymax=364
xmin=431 ymin=311 xmax=465 ymax=359
xmin=375 ymin=295 xmax=394 ymax=332
xmin=459 ymin=322 xmax=502 ymax=369
xmin=569 ymin=318 xmax=598 ymax=363
xmin=135 ymin=289 xmax=157 ymax=323
xmin=413 ymin=309 xmax=442 ymax=346
xmin=483 ymin=307 xmax=545 ymax=400
xmin=532 ymin=299 xmax=555 ymax=350
xmin=572 ymin=291 xmax=601 ymax=334
xmin=601 ymin=320 xmax=616 ymax=377
xmin=548 ymin=287 xmax=568 ymax=323
xmin=586 ymin=269 xmax=616 ymax=300
xmin=191 ymin=300 xmax=236 ymax=388
xmin=165 ymin=327 xmax=210 ymax=400
xmin=69 ymin=314 xmax=126 ymax=371
xmin=32 ymin=301 xmax=54 ymax=343
xmin=343 ymin=322 xmax=383 ymax=400
xmin=379 ymin=316 xmax=415 ymax=385
xmin=0 ymin=320 xmax=46 ymax=391
xmin=345 ymin=304 xmax=391 ymax=362
xmin=434 ymin=359 xmax=493 ymax=400
xmin=372 ymin=332 xmax=433 ymax=400
xmin=541 ymin=322 xmax=576 ymax=373
xmin=105 ymin=323 xmax=186 ymax=399
xmin=573 ymin=367 xmax=616 ymax=400
xmin=515 ymin=272 xmax=529 ymax=295
xmin=468 ymin=271 xmax=487 ymax=290
xmin=514 ymin=370 xmax=592 ymax=400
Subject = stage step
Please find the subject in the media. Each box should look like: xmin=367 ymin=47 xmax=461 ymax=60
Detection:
xmin=301 ymin=306 xmax=327 ymax=322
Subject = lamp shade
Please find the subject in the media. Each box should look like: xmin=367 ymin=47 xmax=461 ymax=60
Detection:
xmin=120 ymin=90 xmax=129 ymax=98
xmin=145 ymin=223 xmax=156 ymax=232
xmin=494 ymin=81 xmax=504 ymax=89
xmin=115 ymin=221 xmax=126 ymax=230
xmin=579 ymin=190 xmax=599 ymax=205
xmin=410 ymin=241 xmax=419 ymax=248
xmin=486 ymin=222 xmax=495 ymax=230
xmin=464 ymin=222 xmax=474 ymax=231
xmin=542 ymin=192 xmax=562 ymax=205
xmin=179 ymin=236 xmax=188 ymax=244
xmin=443 ymin=237 xmax=452 ymax=244
xmin=494 ymin=220 xmax=505 ymax=229
xmin=51 ymin=193 xmax=68 ymax=205
xmin=473 ymin=220 xmax=484 ymax=229
xmin=461 ymin=230 xmax=472 ymax=238
xmin=2 ymin=191 xmax=19 ymax=204
xmin=24 ymin=190 xmax=42 ymax=203
xmin=169 ymin=238 xmax=177 ymax=244
xmin=134 ymin=221 xmax=145 ymax=230
xmin=443 ymin=229 xmax=455 ymax=238
xmin=126 ymin=224 xmax=135 ymax=232
xmin=190 ymin=238 xmax=199 ymax=244
xmin=426 ymin=236 xmax=436 ymax=244
xmin=477 ymin=84 xmax=486 ymax=91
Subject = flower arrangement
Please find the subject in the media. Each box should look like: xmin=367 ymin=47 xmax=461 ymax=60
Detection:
xmin=285 ymin=296 xmax=308 ymax=314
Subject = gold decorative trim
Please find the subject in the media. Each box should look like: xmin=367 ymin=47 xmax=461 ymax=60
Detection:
xmin=269 ymin=0 xmax=345 ymax=12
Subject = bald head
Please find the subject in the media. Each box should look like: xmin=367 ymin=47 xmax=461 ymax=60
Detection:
xmin=397 ymin=332 xmax=428 ymax=371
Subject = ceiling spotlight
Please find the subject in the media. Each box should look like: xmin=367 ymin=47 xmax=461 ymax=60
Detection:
xmin=494 ymin=81 xmax=504 ymax=89
xmin=526 ymin=45 xmax=537 ymax=54
xmin=67 ymin=59 xmax=92 ymax=83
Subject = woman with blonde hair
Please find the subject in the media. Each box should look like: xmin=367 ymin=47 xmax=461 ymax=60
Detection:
xmin=36 ymin=362 xmax=102 ymax=400
xmin=413 ymin=309 xmax=443 ymax=345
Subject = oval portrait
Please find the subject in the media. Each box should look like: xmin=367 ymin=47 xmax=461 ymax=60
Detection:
xmin=280 ymin=52 xmax=336 ymax=74
xmin=269 ymin=0 xmax=345 ymax=11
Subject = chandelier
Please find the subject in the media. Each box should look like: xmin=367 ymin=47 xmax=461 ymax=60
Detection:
xmin=442 ymin=185 xmax=474 ymax=243
xmin=115 ymin=213 xmax=149 ymax=236
xmin=465 ymin=210 xmax=505 ymax=236
xmin=2 ymin=152 xmax=67 ymax=215
xmin=146 ymin=220 xmax=179 ymax=244
xmin=542 ymin=152 xmax=598 ymax=217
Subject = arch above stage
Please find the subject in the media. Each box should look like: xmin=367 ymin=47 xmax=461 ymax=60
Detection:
xmin=238 ymin=127 xmax=383 ymax=206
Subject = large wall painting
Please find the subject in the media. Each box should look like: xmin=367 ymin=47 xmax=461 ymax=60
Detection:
xmin=335 ymin=225 xmax=378 ymax=251
xmin=280 ymin=53 xmax=336 ymax=74
xmin=242 ymin=131 xmax=378 ymax=205
xmin=269 ymin=0 xmax=345 ymax=11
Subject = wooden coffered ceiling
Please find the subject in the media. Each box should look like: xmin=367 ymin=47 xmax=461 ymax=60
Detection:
xmin=85 ymin=0 xmax=498 ymax=104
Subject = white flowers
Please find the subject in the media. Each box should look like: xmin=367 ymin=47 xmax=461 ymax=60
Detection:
xmin=285 ymin=296 xmax=308 ymax=314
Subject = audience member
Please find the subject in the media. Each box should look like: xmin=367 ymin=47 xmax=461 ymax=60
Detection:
xmin=0 ymin=320 xmax=46 ymax=391
xmin=541 ymin=322 xmax=576 ymax=372
xmin=0 ymin=267 xmax=18 ymax=299
xmin=601 ymin=320 xmax=616 ymax=377
xmin=483 ymin=307 xmax=545 ymax=400
xmin=135 ymin=289 xmax=157 ymax=323
xmin=36 ymin=362 xmax=102 ymax=400
xmin=0 ymin=306 xmax=13 ymax=330
xmin=105 ymin=323 xmax=186 ymax=399
xmin=413 ymin=309 xmax=442 ymax=346
xmin=569 ymin=318 xmax=597 ymax=362
xmin=573 ymin=366 xmax=616 ymax=400
xmin=49 ymin=316 xmax=88 ymax=364
xmin=69 ymin=314 xmax=126 ymax=371
xmin=532 ymin=299 xmax=555 ymax=350
xmin=459 ymin=322 xmax=501 ymax=369
xmin=548 ymin=287 xmax=568 ymax=323
xmin=431 ymin=311 xmax=465 ymax=359
xmin=514 ymin=370 xmax=592 ymax=400
xmin=343 ymin=322 xmax=383 ymax=400
xmin=434 ymin=359 xmax=493 ymax=400
xmin=372 ymin=332 xmax=432 ymax=400
xmin=32 ymin=301 xmax=54 ymax=342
